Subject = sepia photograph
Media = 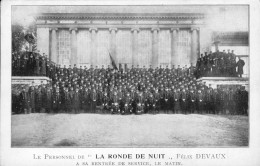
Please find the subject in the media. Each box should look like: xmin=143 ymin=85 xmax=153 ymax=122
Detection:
xmin=10 ymin=5 xmax=249 ymax=147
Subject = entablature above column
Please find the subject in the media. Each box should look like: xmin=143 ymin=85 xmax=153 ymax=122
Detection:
xmin=35 ymin=13 xmax=205 ymax=27
xmin=37 ymin=24 xmax=203 ymax=30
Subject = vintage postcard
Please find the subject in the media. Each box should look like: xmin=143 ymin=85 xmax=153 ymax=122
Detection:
xmin=1 ymin=0 xmax=260 ymax=166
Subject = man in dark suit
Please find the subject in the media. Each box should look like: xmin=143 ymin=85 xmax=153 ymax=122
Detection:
xmin=53 ymin=87 xmax=61 ymax=113
xmin=46 ymin=86 xmax=53 ymax=113
xmin=188 ymin=89 xmax=196 ymax=114
xmin=20 ymin=86 xmax=30 ymax=114
xmin=189 ymin=63 xmax=196 ymax=76
xmin=90 ymin=89 xmax=97 ymax=113
xmin=236 ymin=57 xmax=245 ymax=77
xmin=40 ymin=54 xmax=47 ymax=76
xmin=28 ymin=52 xmax=35 ymax=75
xmin=35 ymin=85 xmax=43 ymax=113
xmin=240 ymin=86 xmax=248 ymax=115
xmin=73 ymin=64 xmax=78 ymax=74
xmin=197 ymin=90 xmax=204 ymax=114
xmin=21 ymin=52 xmax=28 ymax=76
xmin=72 ymin=88 xmax=80 ymax=114
xmin=180 ymin=89 xmax=188 ymax=114
xmin=101 ymin=92 xmax=110 ymax=114
xmin=29 ymin=85 xmax=36 ymax=113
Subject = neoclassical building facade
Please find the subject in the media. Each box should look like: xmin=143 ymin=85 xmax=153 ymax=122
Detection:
xmin=36 ymin=13 xmax=206 ymax=68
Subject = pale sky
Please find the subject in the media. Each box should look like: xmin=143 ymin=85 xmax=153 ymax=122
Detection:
xmin=12 ymin=5 xmax=249 ymax=31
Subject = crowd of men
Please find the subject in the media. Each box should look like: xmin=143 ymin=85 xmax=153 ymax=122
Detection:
xmin=12 ymin=50 xmax=246 ymax=79
xmin=12 ymin=51 xmax=248 ymax=116
xmin=195 ymin=50 xmax=245 ymax=78
xmin=12 ymin=51 xmax=51 ymax=77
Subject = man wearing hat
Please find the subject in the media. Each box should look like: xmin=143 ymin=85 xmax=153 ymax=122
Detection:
xmin=197 ymin=89 xmax=204 ymax=114
xmin=218 ymin=52 xmax=225 ymax=77
xmin=236 ymin=57 xmax=245 ymax=78
xmin=82 ymin=87 xmax=90 ymax=113
xmin=240 ymin=86 xmax=248 ymax=115
xmin=72 ymin=88 xmax=80 ymax=114
xmin=230 ymin=50 xmax=237 ymax=76
xmin=20 ymin=51 xmax=28 ymax=76
xmin=90 ymin=89 xmax=97 ymax=113
xmin=212 ymin=89 xmax=220 ymax=114
xmin=130 ymin=88 xmax=136 ymax=113
xmin=163 ymin=88 xmax=170 ymax=114
xmin=122 ymin=92 xmax=132 ymax=115
xmin=111 ymin=91 xmax=120 ymax=114
xmin=28 ymin=85 xmax=36 ymax=113
xmin=72 ymin=64 xmax=77 ymax=75
xmin=173 ymin=89 xmax=181 ymax=114
xmin=46 ymin=86 xmax=53 ymax=113
xmin=226 ymin=88 xmax=235 ymax=115
xmin=53 ymin=87 xmax=61 ymax=113
xmin=40 ymin=54 xmax=47 ymax=76
xmin=27 ymin=52 xmax=35 ymax=76
xmin=41 ymin=83 xmax=47 ymax=113
xmin=204 ymin=87 xmax=213 ymax=114
xmin=35 ymin=85 xmax=42 ymax=113
xmin=101 ymin=92 xmax=110 ymax=114
xmin=143 ymin=89 xmax=150 ymax=114
xmin=188 ymin=89 xmax=196 ymax=114
xmin=20 ymin=86 xmax=30 ymax=114
xmin=180 ymin=89 xmax=188 ymax=114
xmin=14 ymin=52 xmax=21 ymax=76
xmin=219 ymin=87 xmax=227 ymax=114
xmin=136 ymin=91 xmax=144 ymax=115
xmin=117 ymin=87 xmax=124 ymax=113
xmin=47 ymin=58 xmax=53 ymax=78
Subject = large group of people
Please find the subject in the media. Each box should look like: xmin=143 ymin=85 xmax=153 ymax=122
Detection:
xmin=195 ymin=50 xmax=245 ymax=78
xmin=12 ymin=51 xmax=53 ymax=77
xmin=12 ymin=51 xmax=248 ymax=116
xmin=12 ymin=49 xmax=246 ymax=79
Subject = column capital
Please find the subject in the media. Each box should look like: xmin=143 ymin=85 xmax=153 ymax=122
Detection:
xmin=170 ymin=28 xmax=179 ymax=32
xmin=69 ymin=27 xmax=78 ymax=32
xmin=109 ymin=28 xmax=118 ymax=32
xmin=49 ymin=28 xmax=58 ymax=31
xmin=191 ymin=27 xmax=200 ymax=32
xmin=151 ymin=28 xmax=160 ymax=32
xmin=131 ymin=28 xmax=140 ymax=32
xmin=89 ymin=27 xmax=98 ymax=32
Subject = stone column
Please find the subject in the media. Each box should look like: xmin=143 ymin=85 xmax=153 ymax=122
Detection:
xmin=170 ymin=28 xmax=179 ymax=67
xmin=151 ymin=28 xmax=160 ymax=68
xmin=89 ymin=28 xmax=98 ymax=65
xmin=214 ymin=41 xmax=220 ymax=52
xmin=50 ymin=28 xmax=58 ymax=63
xmin=69 ymin=28 xmax=78 ymax=65
xmin=109 ymin=28 xmax=118 ymax=66
xmin=37 ymin=28 xmax=50 ymax=59
xmin=131 ymin=28 xmax=139 ymax=67
xmin=191 ymin=27 xmax=199 ymax=64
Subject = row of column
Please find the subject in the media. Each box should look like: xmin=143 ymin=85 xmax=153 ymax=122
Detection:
xmin=50 ymin=27 xmax=78 ymax=65
xmin=49 ymin=27 xmax=199 ymax=67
